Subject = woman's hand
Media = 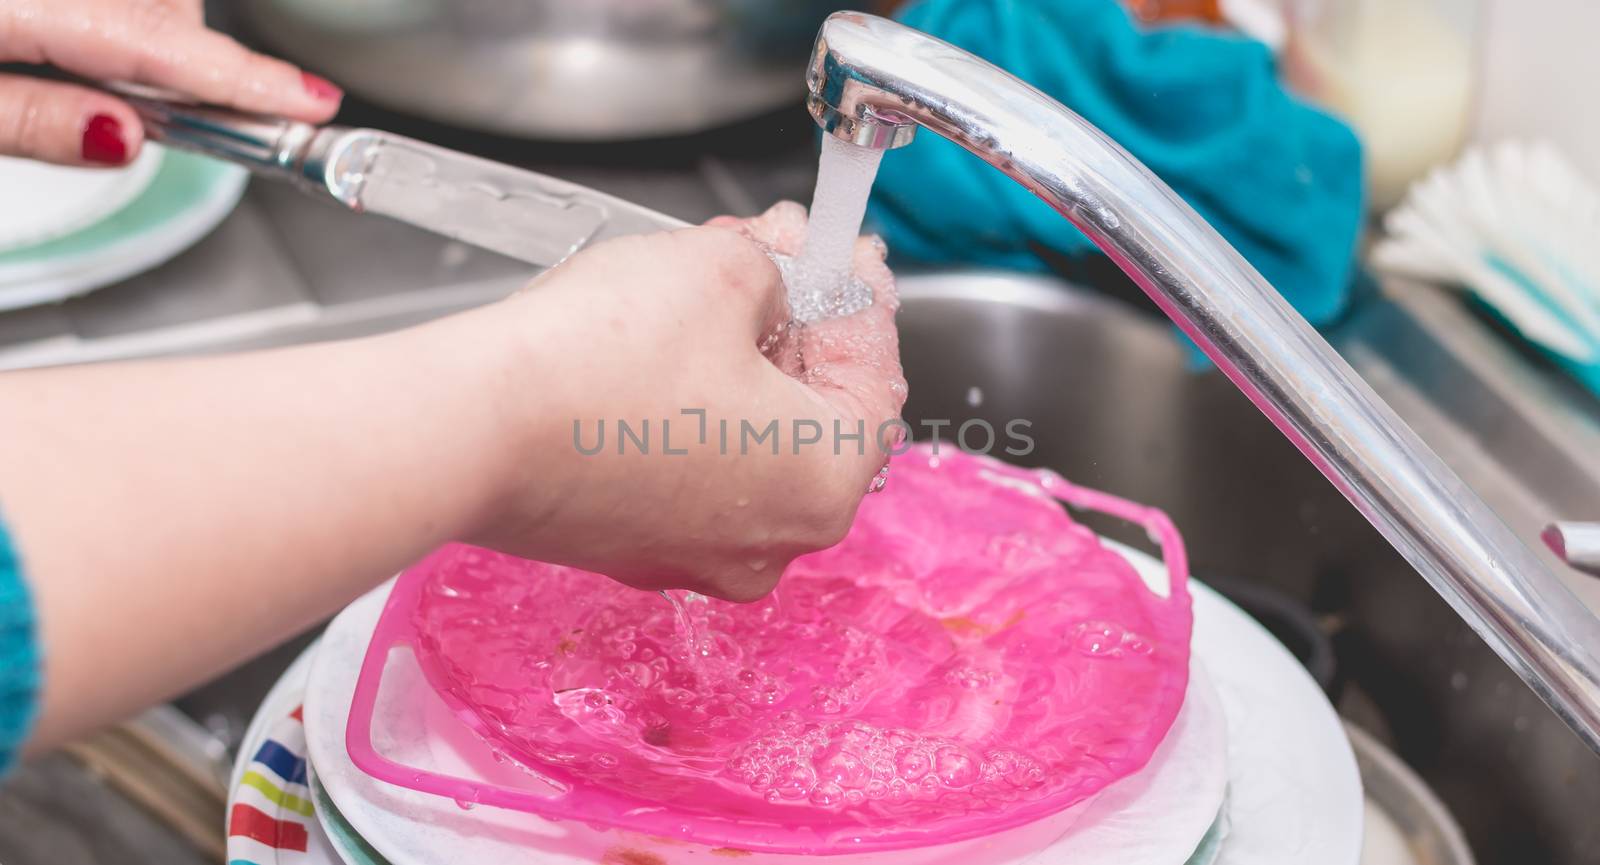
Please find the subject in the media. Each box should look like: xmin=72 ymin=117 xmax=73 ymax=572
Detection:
xmin=0 ymin=201 xmax=901 ymax=748
xmin=0 ymin=0 xmax=341 ymax=166
xmin=467 ymin=202 xmax=908 ymax=601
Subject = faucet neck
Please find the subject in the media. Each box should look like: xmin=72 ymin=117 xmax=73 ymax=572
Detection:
xmin=804 ymin=11 xmax=1600 ymax=754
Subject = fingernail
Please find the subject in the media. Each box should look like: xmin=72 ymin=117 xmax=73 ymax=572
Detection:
xmin=81 ymin=114 xmax=128 ymax=165
xmin=301 ymin=71 xmax=343 ymax=103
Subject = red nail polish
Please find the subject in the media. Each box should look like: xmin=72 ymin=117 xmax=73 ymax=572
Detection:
xmin=301 ymin=71 xmax=343 ymax=103
xmin=81 ymin=114 xmax=128 ymax=165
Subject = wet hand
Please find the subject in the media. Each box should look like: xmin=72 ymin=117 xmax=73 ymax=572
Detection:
xmin=468 ymin=202 xmax=908 ymax=602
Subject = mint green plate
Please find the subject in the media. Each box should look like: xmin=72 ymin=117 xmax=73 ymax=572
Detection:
xmin=1187 ymin=798 xmax=1228 ymax=865
xmin=311 ymin=770 xmax=393 ymax=865
xmin=0 ymin=146 xmax=160 ymax=253
xmin=0 ymin=146 xmax=247 ymax=310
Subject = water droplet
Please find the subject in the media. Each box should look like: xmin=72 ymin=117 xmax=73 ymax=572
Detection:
xmin=1071 ymin=621 xmax=1125 ymax=658
xmin=895 ymin=748 xmax=930 ymax=781
xmin=935 ymin=747 xmax=979 ymax=787
xmin=1120 ymin=632 xmax=1153 ymax=656
xmin=945 ymin=667 xmax=995 ymax=689
xmin=811 ymin=782 xmax=845 ymax=806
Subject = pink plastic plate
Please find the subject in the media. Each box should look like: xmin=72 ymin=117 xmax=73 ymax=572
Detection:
xmin=347 ymin=445 xmax=1192 ymax=855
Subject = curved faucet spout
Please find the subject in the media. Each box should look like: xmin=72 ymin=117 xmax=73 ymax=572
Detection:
xmin=806 ymin=11 xmax=1600 ymax=752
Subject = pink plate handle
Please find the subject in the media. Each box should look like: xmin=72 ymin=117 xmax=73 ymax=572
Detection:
xmin=982 ymin=461 xmax=1191 ymax=609
xmin=344 ymin=547 xmax=600 ymax=817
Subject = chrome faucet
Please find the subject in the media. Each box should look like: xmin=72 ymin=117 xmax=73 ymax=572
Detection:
xmin=804 ymin=12 xmax=1600 ymax=752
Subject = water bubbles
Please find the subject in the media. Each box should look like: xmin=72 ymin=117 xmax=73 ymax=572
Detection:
xmin=944 ymin=666 xmax=997 ymax=690
xmin=782 ymin=135 xmax=885 ymax=323
xmin=935 ymin=747 xmax=980 ymax=788
xmin=726 ymin=721 xmax=1026 ymax=806
xmin=895 ymin=748 xmax=930 ymax=781
xmin=811 ymin=782 xmax=846 ymax=806
xmin=1073 ymin=622 xmax=1122 ymax=656
xmin=815 ymin=744 xmax=870 ymax=787
xmin=778 ymin=254 xmax=874 ymax=324
xmin=619 ymin=661 xmax=656 ymax=687
xmin=774 ymin=761 xmax=817 ymax=800
xmin=966 ymin=386 xmax=984 ymax=408
xmin=1069 ymin=621 xmax=1153 ymax=659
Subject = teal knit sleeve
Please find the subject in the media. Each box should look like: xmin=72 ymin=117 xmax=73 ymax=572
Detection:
xmin=0 ymin=515 xmax=40 ymax=773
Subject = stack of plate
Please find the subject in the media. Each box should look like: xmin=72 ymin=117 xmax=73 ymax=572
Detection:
xmin=0 ymin=146 xmax=248 ymax=312
xmin=225 ymin=542 xmax=1362 ymax=865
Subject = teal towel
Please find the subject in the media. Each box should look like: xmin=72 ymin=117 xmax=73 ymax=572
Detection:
xmin=0 ymin=514 xmax=40 ymax=774
xmin=869 ymin=0 xmax=1366 ymax=328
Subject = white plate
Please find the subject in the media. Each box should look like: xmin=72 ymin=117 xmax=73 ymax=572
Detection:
xmin=1105 ymin=540 xmax=1364 ymax=865
xmin=305 ymin=576 xmax=1230 ymax=865
xmin=0 ymin=146 xmax=247 ymax=310
xmin=0 ymin=148 xmax=162 ymax=253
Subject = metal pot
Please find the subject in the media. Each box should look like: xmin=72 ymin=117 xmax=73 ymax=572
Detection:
xmin=243 ymin=0 xmax=851 ymax=140
xmin=1348 ymin=723 xmax=1477 ymax=865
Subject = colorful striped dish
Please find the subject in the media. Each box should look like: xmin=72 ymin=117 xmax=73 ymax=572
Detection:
xmin=227 ymin=650 xmax=346 ymax=865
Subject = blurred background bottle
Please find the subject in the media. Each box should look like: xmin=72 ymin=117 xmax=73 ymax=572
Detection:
xmin=1282 ymin=0 xmax=1482 ymax=212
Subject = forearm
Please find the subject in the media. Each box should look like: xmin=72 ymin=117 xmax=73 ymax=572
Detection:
xmin=0 ymin=309 xmax=525 ymax=749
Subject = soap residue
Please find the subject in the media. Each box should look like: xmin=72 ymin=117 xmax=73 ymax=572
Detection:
xmin=410 ymin=445 xmax=1192 ymax=840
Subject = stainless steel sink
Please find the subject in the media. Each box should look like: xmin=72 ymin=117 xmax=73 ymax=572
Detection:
xmin=894 ymin=271 xmax=1600 ymax=865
